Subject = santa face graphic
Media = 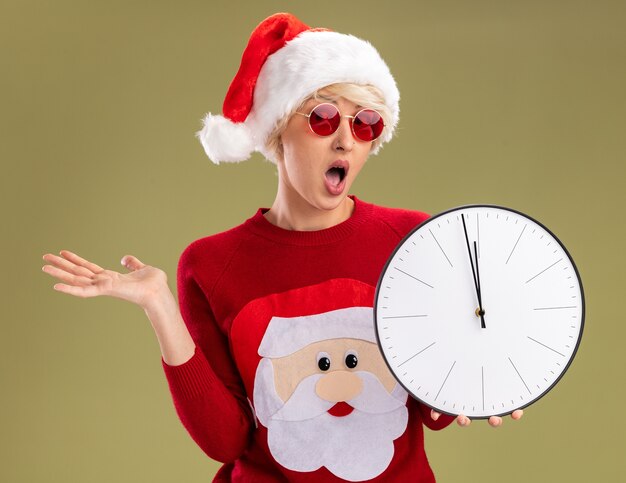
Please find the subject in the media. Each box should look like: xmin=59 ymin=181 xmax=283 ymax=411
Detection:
xmin=253 ymin=307 xmax=409 ymax=482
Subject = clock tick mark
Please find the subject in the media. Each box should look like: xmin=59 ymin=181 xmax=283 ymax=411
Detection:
xmin=394 ymin=267 xmax=434 ymax=288
xmin=526 ymin=258 xmax=563 ymax=284
xmin=482 ymin=366 xmax=485 ymax=411
xmin=527 ymin=336 xmax=566 ymax=357
xmin=382 ymin=314 xmax=428 ymax=319
xmin=509 ymin=357 xmax=532 ymax=395
xmin=435 ymin=361 xmax=456 ymax=401
xmin=429 ymin=229 xmax=453 ymax=267
xmin=534 ymin=306 xmax=577 ymax=310
xmin=398 ymin=341 xmax=437 ymax=367
xmin=506 ymin=224 xmax=527 ymax=264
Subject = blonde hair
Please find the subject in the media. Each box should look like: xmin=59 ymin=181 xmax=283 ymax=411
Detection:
xmin=264 ymin=83 xmax=394 ymax=163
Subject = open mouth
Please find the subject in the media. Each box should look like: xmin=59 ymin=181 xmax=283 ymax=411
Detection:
xmin=325 ymin=166 xmax=347 ymax=187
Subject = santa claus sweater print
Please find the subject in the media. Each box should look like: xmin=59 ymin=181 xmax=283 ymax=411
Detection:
xmin=162 ymin=196 xmax=454 ymax=482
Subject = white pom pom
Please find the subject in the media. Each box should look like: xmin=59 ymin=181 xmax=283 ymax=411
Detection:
xmin=195 ymin=113 xmax=256 ymax=164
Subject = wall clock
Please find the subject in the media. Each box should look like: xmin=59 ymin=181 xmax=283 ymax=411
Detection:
xmin=374 ymin=205 xmax=585 ymax=418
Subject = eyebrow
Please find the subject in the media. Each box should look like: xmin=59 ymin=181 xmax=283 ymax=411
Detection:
xmin=315 ymin=94 xmax=363 ymax=109
xmin=317 ymin=94 xmax=337 ymax=103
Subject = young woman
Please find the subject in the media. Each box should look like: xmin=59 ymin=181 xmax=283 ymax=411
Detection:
xmin=42 ymin=13 xmax=522 ymax=482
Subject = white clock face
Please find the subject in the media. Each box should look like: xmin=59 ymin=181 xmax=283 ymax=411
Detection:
xmin=374 ymin=205 xmax=584 ymax=418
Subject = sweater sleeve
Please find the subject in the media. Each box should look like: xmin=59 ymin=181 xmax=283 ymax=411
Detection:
xmin=161 ymin=243 xmax=253 ymax=463
xmin=417 ymin=403 xmax=456 ymax=431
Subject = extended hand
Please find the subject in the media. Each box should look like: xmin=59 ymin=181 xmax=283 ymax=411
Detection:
xmin=431 ymin=409 xmax=524 ymax=427
xmin=42 ymin=250 xmax=170 ymax=310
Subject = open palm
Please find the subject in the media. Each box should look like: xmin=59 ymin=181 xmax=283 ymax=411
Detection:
xmin=42 ymin=250 xmax=168 ymax=310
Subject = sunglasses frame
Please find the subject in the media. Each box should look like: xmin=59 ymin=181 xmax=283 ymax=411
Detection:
xmin=295 ymin=103 xmax=385 ymax=142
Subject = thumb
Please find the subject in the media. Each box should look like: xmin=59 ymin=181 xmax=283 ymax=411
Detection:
xmin=120 ymin=255 xmax=146 ymax=272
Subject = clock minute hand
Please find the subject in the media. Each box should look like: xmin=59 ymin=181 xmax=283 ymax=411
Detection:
xmin=461 ymin=214 xmax=486 ymax=329
xmin=473 ymin=241 xmax=486 ymax=328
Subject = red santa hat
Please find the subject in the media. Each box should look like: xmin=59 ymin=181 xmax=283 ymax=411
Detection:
xmin=258 ymin=307 xmax=377 ymax=358
xmin=196 ymin=12 xmax=400 ymax=164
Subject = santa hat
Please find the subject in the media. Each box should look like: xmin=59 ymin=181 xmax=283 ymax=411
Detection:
xmin=258 ymin=307 xmax=376 ymax=358
xmin=196 ymin=12 xmax=400 ymax=164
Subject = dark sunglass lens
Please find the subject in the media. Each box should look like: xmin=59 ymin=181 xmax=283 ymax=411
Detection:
xmin=309 ymin=104 xmax=340 ymax=136
xmin=353 ymin=109 xmax=384 ymax=142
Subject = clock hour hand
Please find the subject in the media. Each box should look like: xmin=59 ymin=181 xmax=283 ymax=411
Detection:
xmin=461 ymin=214 xmax=486 ymax=328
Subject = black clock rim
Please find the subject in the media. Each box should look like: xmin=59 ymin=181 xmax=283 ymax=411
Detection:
xmin=373 ymin=203 xmax=586 ymax=420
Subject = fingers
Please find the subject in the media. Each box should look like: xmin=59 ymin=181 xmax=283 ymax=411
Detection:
xmin=52 ymin=282 xmax=103 ymax=298
xmin=430 ymin=409 xmax=440 ymax=421
xmin=42 ymin=263 xmax=94 ymax=286
xmin=59 ymin=250 xmax=104 ymax=274
xmin=456 ymin=414 xmax=471 ymax=427
xmin=120 ymin=255 xmax=146 ymax=272
xmin=43 ymin=252 xmax=95 ymax=278
xmin=511 ymin=409 xmax=524 ymax=420
xmin=488 ymin=416 xmax=503 ymax=427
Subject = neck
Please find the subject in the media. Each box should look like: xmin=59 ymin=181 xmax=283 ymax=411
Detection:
xmin=265 ymin=193 xmax=355 ymax=231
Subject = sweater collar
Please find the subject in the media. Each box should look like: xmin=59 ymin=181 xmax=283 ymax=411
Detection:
xmin=244 ymin=195 xmax=372 ymax=246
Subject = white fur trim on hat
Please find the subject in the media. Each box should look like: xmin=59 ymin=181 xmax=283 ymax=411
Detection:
xmin=258 ymin=306 xmax=376 ymax=358
xmin=195 ymin=113 xmax=256 ymax=164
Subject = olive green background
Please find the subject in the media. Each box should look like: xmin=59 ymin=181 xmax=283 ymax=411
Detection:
xmin=2 ymin=0 xmax=624 ymax=481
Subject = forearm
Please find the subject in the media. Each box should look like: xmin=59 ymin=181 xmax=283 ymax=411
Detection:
xmin=143 ymin=287 xmax=196 ymax=366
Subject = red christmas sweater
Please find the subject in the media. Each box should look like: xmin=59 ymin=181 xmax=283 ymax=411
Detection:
xmin=162 ymin=196 xmax=454 ymax=482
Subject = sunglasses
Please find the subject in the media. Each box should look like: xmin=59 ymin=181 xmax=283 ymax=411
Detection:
xmin=295 ymin=103 xmax=385 ymax=142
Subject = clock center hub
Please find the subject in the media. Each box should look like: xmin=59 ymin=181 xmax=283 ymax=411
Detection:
xmin=475 ymin=307 xmax=486 ymax=317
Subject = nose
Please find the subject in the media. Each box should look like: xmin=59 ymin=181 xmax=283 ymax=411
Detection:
xmin=315 ymin=370 xmax=363 ymax=402
xmin=333 ymin=117 xmax=354 ymax=151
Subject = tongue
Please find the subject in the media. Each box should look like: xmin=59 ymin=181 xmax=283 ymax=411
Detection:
xmin=325 ymin=169 xmax=341 ymax=187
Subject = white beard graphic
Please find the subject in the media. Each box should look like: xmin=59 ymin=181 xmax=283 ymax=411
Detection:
xmin=253 ymin=358 xmax=409 ymax=481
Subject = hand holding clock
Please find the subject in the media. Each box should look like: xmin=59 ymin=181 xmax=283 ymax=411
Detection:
xmin=431 ymin=409 xmax=524 ymax=427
